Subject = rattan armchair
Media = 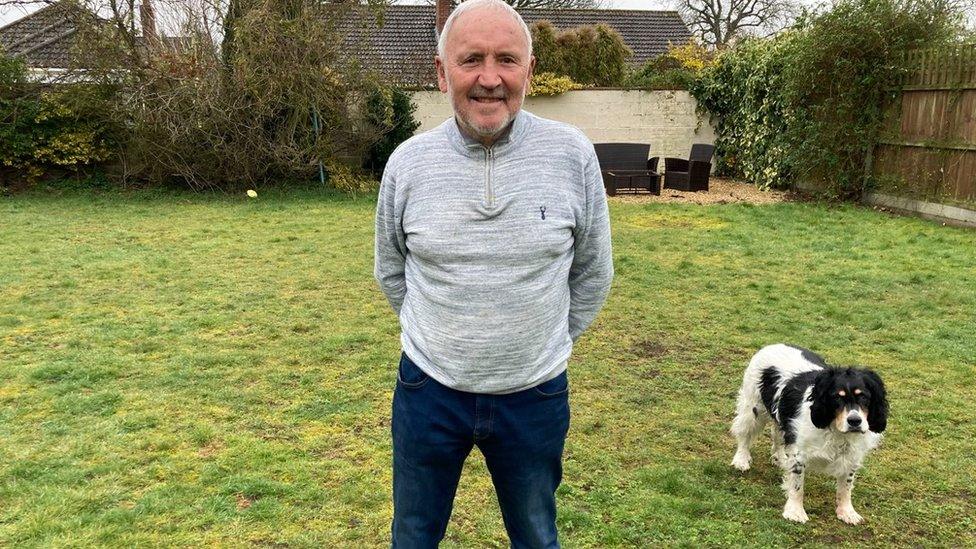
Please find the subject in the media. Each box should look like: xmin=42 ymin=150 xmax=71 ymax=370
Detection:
xmin=663 ymin=144 xmax=715 ymax=192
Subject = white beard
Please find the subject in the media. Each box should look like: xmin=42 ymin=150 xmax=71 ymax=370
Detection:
xmin=448 ymin=81 xmax=526 ymax=141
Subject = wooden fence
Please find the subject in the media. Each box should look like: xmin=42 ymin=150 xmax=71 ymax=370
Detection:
xmin=871 ymin=43 xmax=976 ymax=205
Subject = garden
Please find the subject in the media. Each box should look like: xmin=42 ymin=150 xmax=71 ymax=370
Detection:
xmin=2 ymin=0 xmax=975 ymax=545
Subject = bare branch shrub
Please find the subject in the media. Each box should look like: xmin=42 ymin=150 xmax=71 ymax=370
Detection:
xmin=72 ymin=0 xmax=388 ymax=190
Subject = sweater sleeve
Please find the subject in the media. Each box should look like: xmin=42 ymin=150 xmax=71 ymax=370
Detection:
xmin=374 ymin=165 xmax=407 ymax=314
xmin=568 ymin=148 xmax=614 ymax=341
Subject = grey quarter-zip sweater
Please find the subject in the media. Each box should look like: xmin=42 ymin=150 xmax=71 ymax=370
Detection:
xmin=374 ymin=109 xmax=613 ymax=394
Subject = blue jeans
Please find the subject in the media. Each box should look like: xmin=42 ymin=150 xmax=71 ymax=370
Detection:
xmin=391 ymin=353 xmax=570 ymax=549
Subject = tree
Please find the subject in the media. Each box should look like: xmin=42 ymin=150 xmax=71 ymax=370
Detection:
xmin=673 ymin=0 xmax=795 ymax=48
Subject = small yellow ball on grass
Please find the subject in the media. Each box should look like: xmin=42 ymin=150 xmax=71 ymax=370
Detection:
xmin=246 ymin=189 xmax=257 ymax=198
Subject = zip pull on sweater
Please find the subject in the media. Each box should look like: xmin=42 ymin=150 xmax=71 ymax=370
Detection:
xmin=374 ymin=110 xmax=614 ymax=394
xmin=484 ymin=146 xmax=495 ymax=209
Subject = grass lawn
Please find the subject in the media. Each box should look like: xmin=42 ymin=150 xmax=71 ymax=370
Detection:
xmin=1 ymin=188 xmax=974 ymax=547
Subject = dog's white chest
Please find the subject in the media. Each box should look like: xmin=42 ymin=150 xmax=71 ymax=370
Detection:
xmin=804 ymin=434 xmax=874 ymax=476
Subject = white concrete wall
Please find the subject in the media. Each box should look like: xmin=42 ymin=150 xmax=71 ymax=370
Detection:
xmin=410 ymin=89 xmax=716 ymax=163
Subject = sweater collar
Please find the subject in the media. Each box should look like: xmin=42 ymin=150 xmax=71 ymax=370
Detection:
xmin=445 ymin=109 xmax=532 ymax=157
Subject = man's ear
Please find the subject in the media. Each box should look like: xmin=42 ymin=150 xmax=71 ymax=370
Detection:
xmin=525 ymin=55 xmax=536 ymax=94
xmin=436 ymin=56 xmax=448 ymax=93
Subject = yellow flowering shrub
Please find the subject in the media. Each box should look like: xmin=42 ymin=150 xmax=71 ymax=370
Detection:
xmin=623 ymin=40 xmax=716 ymax=91
xmin=34 ymin=130 xmax=111 ymax=166
xmin=326 ymin=161 xmax=379 ymax=193
xmin=667 ymin=41 xmax=717 ymax=72
xmin=1 ymin=57 xmax=114 ymax=183
xmin=528 ymin=72 xmax=583 ymax=97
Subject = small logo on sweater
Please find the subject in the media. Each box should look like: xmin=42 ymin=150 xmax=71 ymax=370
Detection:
xmin=540 ymin=206 xmax=547 ymax=220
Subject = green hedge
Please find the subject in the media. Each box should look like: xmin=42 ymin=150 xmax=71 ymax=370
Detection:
xmin=530 ymin=21 xmax=631 ymax=86
xmin=363 ymin=86 xmax=420 ymax=177
xmin=692 ymin=0 xmax=962 ymax=196
xmin=690 ymin=38 xmax=793 ymax=188
xmin=1 ymin=54 xmax=117 ymax=187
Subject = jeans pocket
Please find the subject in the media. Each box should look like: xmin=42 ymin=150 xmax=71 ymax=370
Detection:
xmin=397 ymin=353 xmax=430 ymax=389
xmin=533 ymin=370 xmax=569 ymax=397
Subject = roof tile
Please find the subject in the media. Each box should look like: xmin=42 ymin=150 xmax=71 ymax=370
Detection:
xmin=3 ymin=3 xmax=690 ymax=79
xmin=338 ymin=5 xmax=691 ymax=85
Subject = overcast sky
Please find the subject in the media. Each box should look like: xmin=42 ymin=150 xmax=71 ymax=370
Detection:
xmin=2 ymin=0 xmax=971 ymax=36
xmin=2 ymin=2 xmax=50 ymax=27
xmin=2 ymin=0 xmax=675 ymax=28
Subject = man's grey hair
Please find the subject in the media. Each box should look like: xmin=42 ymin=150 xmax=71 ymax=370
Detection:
xmin=436 ymin=0 xmax=534 ymax=60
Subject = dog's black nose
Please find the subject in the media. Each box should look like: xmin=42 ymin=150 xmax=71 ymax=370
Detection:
xmin=847 ymin=415 xmax=862 ymax=427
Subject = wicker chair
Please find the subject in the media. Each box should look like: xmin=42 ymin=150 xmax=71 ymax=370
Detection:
xmin=663 ymin=144 xmax=715 ymax=192
xmin=593 ymin=143 xmax=660 ymax=196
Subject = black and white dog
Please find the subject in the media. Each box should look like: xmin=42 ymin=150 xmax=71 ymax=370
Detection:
xmin=731 ymin=344 xmax=888 ymax=524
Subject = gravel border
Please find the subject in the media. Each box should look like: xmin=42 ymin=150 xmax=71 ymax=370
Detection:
xmin=608 ymin=177 xmax=791 ymax=205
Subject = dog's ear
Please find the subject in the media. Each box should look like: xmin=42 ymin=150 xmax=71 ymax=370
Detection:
xmin=863 ymin=369 xmax=888 ymax=433
xmin=809 ymin=369 xmax=836 ymax=429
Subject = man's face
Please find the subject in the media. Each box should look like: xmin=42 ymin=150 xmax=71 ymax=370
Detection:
xmin=435 ymin=8 xmax=535 ymax=145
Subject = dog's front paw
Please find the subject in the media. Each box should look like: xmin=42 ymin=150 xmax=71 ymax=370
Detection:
xmin=836 ymin=506 xmax=863 ymax=525
xmin=731 ymin=451 xmax=752 ymax=471
xmin=783 ymin=503 xmax=809 ymax=523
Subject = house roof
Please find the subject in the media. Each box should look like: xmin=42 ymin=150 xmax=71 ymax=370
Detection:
xmin=0 ymin=2 xmax=90 ymax=68
xmin=3 ymin=3 xmax=691 ymax=82
xmin=339 ymin=5 xmax=692 ymax=86
xmin=0 ymin=1 xmax=182 ymax=70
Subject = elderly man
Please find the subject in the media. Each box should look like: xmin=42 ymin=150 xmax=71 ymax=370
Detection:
xmin=374 ymin=0 xmax=613 ymax=546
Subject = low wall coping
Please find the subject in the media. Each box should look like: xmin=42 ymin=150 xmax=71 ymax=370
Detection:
xmin=863 ymin=192 xmax=976 ymax=228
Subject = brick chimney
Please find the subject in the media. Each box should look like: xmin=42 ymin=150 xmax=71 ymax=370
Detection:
xmin=435 ymin=0 xmax=453 ymax=39
xmin=140 ymin=0 xmax=158 ymax=49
